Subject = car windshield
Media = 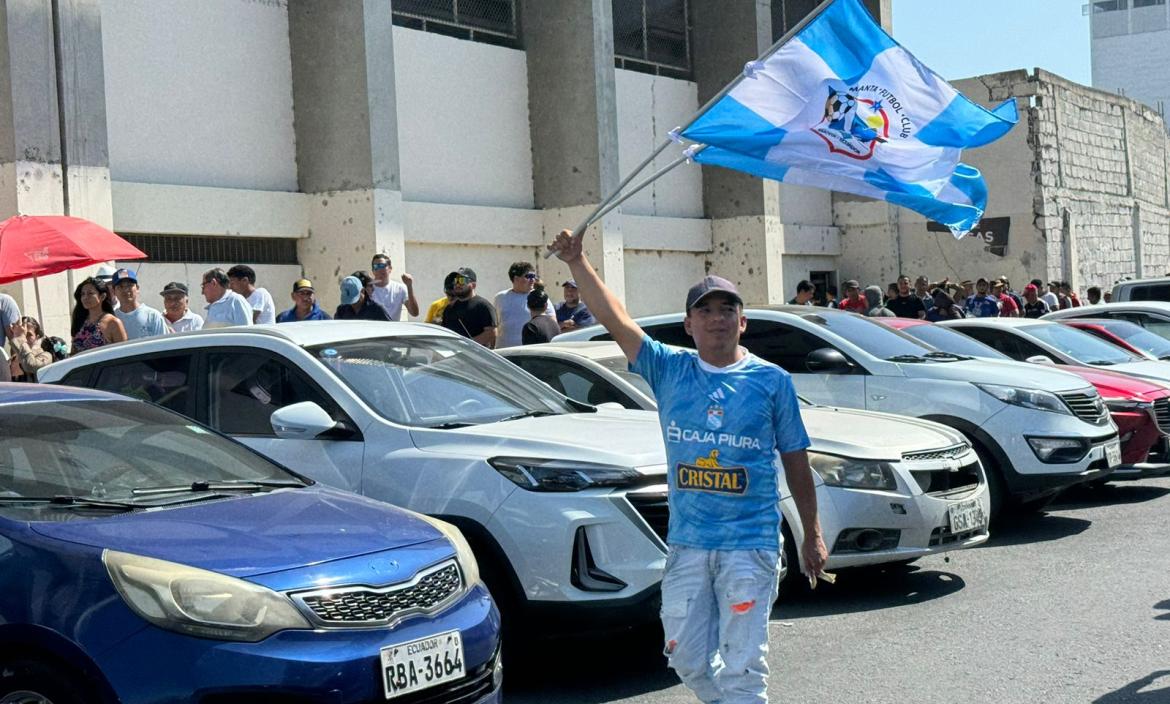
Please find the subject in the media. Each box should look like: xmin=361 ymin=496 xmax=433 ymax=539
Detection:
xmin=309 ymin=336 xmax=575 ymax=427
xmin=0 ymin=400 xmax=301 ymax=511
xmin=1023 ymin=323 xmax=1138 ymax=365
xmin=803 ymin=312 xmax=936 ymax=360
xmin=901 ymin=324 xmax=1012 ymax=360
xmin=594 ymin=355 xmax=655 ymax=398
xmin=1098 ymin=321 xmax=1170 ymax=359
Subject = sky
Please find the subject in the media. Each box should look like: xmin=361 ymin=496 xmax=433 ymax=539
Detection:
xmin=892 ymin=0 xmax=1092 ymax=85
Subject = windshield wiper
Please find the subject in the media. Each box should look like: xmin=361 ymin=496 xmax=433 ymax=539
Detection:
xmin=0 ymin=495 xmax=139 ymax=511
xmin=426 ymin=421 xmax=475 ymax=429
xmin=1086 ymin=360 xmax=1117 ymax=366
xmin=1158 ymin=355 xmax=1170 ymax=361
xmin=495 ymin=410 xmax=557 ymax=423
xmin=885 ymin=354 xmax=927 ymax=363
xmin=923 ymin=351 xmax=972 ymax=361
xmin=131 ymin=479 xmax=305 ymax=497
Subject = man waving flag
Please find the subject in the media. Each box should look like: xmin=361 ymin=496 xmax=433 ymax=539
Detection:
xmin=681 ymin=0 xmax=1017 ymax=237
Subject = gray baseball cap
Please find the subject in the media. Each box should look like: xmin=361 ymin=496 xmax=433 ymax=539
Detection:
xmin=685 ymin=275 xmax=743 ymax=310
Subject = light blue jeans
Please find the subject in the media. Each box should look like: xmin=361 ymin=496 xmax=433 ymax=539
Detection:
xmin=660 ymin=545 xmax=782 ymax=704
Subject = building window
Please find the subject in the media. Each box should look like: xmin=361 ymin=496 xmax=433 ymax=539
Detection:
xmin=121 ymin=235 xmax=299 ymax=265
xmin=392 ymin=0 xmax=521 ymax=48
xmin=1133 ymin=0 xmax=1165 ymax=7
xmin=1085 ymin=0 xmax=1128 ymax=12
xmin=612 ymin=0 xmax=692 ymax=79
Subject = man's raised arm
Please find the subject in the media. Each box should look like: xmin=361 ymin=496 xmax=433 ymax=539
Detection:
xmin=548 ymin=229 xmax=644 ymax=364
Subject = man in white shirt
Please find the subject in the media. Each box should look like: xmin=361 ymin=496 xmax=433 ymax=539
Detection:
xmin=494 ymin=261 xmax=554 ymax=348
xmin=111 ymin=269 xmax=169 ymax=340
xmin=201 ymin=268 xmax=254 ymax=327
xmin=369 ymin=253 xmax=419 ymax=320
xmin=226 ymin=264 xmax=276 ymax=324
xmin=160 ymin=282 xmax=204 ymax=333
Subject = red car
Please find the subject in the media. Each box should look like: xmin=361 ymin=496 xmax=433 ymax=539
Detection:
xmin=1058 ymin=319 xmax=1170 ymax=362
xmin=877 ymin=317 xmax=1170 ymax=479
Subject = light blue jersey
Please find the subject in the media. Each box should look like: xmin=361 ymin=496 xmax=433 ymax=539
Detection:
xmin=631 ymin=336 xmax=809 ymax=551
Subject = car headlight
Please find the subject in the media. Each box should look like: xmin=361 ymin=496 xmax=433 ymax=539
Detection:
xmin=103 ymin=550 xmax=311 ymax=642
xmin=975 ymin=383 xmax=1072 ymax=415
xmin=807 ymin=452 xmax=897 ymax=491
xmin=1103 ymin=398 xmax=1151 ymax=412
xmin=416 ymin=514 xmax=481 ymax=589
xmin=488 ymin=457 xmax=642 ymax=492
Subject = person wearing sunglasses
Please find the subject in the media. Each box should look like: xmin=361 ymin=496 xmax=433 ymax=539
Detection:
xmin=438 ymin=268 xmax=496 ymax=348
xmin=369 ymin=253 xmax=419 ymax=321
xmin=494 ymin=261 xmax=554 ymax=348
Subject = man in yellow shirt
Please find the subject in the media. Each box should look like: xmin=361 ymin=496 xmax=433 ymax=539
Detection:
xmin=425 ymin=271 xmax=457 ymax=324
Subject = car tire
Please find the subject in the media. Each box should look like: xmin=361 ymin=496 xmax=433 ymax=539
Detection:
xmin=777 ymin=522 xmax=811 ymax=600
xmin=0 ymin=659 xmax=91 ymax=704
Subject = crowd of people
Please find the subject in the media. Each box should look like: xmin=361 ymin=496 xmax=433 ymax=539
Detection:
xmin=800 ymin=274 xmax=1109 ymax=321
xmin=1 ymin=252 xmax=1121 ymax=380
xmin=0 ymin=254 xmax=598 ymax=378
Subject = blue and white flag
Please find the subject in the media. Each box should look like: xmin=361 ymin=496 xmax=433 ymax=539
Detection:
xmin=680 ymin=0 xmax=1017 ymax=237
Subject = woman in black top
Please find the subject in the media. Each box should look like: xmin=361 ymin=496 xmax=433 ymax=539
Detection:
xmin=522 ymin=286 xmax=560 ymax=344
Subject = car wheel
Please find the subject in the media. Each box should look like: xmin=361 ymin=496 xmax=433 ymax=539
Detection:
xmin=777 ymin=522 xmax=811 ymax=600
xmin=1014 ymin=491 xmax=1058 ymax=514
xmin=0 ymin=660 xmax=90 ymax=704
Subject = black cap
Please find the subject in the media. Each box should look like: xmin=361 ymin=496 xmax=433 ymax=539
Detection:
xmin=159 ymin=282 xmax=188 ymax=296
xmin=685 ymin=275 xmax=743 ymax=310
xmin=456 ymin=267 xmax=477 ymax=282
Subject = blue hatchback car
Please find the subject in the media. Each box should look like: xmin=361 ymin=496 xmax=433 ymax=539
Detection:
xmin=0 ymin=384 xmax=501 ymax=703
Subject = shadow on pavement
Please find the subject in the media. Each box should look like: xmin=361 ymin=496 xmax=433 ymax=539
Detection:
xmin=1054 ymin=483 xmax=1170 ymax=509
xmin=975 ymin=513 xmax=1092 ymax=549
xmin=1093 ymin=671 xmax=1170 ymax=703
xmin=504 ymin=627 xmax=678 ymax=702
xmin=1154 ymin=599 xmax=1170 ymax=621
xmin=772 ymin=565 xmax=966 ymax=620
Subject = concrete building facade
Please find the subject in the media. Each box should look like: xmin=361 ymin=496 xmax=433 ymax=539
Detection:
xmin=1088 ymin=0 xmax=1170 ymax=121
xmin=0 ymin=0 xmax=897 ymax=336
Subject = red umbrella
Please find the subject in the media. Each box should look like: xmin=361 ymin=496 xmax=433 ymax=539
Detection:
xmin=0 ymin=215 xmax=146 ymax=284
xmin=0 ymin=214 xmax=147 ymax=321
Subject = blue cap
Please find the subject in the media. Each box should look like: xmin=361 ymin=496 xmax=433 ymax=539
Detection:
xmin=339 ymin=276 xmax=362 ymax=305
xmin=111 ymin=268 xmax=137 ymax=286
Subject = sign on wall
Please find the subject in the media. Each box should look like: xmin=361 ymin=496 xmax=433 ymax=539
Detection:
xmin=928 ymin=217 xmax=1010 ymax=256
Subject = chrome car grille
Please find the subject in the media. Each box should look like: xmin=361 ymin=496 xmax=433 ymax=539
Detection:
xmin=901 ymin=444 xmax=970 ymax=462
xmin=291 ymin=561 xmax=462 ymax=627
xmin=1154 ymin=398 xmax=1170 ymax=434
xmin=929 ymin=525 xmax=987 ymax=547
xmin=1059 ymin=391 xmax=1109 ymax=425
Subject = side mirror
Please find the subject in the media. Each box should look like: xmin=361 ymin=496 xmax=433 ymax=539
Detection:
xmin=595 ymin=401 xmax=625 ymax=410
xmin=1025 ymin=355 xmax=1056 ymax=365
xmin=271 ymin=401 xmax=340 ymax=439
xmin=806 ymin=348 xmax=854 ymax=374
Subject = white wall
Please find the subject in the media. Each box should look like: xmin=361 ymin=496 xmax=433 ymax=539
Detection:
xmin=615 ymin=70 xmax=704 ymax=218
xmin=1092 ymin=29 xmax=1170 ymax=114
xmin=393 ymin=28 xmax=535 ymax=208
xmin=101 ymin=0 xmax=298 ymax=191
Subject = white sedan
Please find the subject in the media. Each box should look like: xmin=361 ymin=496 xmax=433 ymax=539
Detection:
xmin=499 ymin=341 xmax=992 ymax=580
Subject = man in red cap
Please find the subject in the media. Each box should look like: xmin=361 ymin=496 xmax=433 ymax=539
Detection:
xmin=548 ymin=229 xmax=826 ymax=704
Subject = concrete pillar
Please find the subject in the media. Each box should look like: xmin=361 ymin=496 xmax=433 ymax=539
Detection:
xmin=690 ymin=0 xmax=785 ymax=305
xmin=521 ymin=0 xmax=625 ymax=300
xmin=1062 ymin=208 xmax=1080 ymax=292
xmin=0 ymin=0 xmax=112 ymax=336
xmin=287 ymin=0 xmax=404 ymax=313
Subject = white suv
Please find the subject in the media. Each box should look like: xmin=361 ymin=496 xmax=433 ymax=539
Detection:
xmin=559 ymin=306 xmax=1120 ymax=513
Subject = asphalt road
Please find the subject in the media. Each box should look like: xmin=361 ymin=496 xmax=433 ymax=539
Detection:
xmin=505 ymin=476 xmax=1170 ymax=704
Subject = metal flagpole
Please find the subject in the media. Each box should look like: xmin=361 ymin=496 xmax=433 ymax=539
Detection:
xmin=545 ymin=0 xmax=839 ymax=259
